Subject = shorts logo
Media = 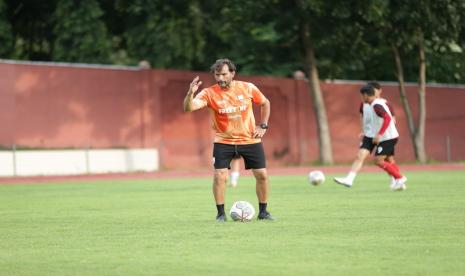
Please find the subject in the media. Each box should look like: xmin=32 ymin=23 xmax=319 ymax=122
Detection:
xmin=377 ymin=146 xmax=383 ymax=154
xmin=212 ymin=157 xmax=215 ymax=165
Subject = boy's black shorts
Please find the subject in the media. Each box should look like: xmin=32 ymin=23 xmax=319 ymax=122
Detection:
xmin=360 ymin=136 xmax=398 ymax=156
xmin=213 ymin=142 xmax=266 ymax=170
xmin=360 ymin=136 xmax=377 ymax=153
xmin=375 ymin=138 xmax=398 ymax=156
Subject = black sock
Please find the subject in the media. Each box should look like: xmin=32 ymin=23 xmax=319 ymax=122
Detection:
xmin=216 ymin=204 xmax=225 ymax=215
xmin=259 ymin=203 xmax=267 ymax=214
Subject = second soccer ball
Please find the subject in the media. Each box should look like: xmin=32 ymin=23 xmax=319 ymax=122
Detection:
xmin=308 ymin=170 xmax=325 ymax=186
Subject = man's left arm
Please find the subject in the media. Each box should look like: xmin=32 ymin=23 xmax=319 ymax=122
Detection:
xmin=386 ymin=101 xmax=396 ymax=124
xmin=254 ymin=98 xmax=270 ymax=138
xmin=373 ymin=104 xmax=391 ymax=144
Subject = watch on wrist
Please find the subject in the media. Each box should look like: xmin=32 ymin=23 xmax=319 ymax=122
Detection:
xmin=260 ymin=123 xmax=269 ymax=129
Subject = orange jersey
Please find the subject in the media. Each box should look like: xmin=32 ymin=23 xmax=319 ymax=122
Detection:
xmin=192 ymin=80 xmax=267 ymax=145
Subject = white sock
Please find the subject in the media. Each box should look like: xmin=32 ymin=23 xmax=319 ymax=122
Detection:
xmin=346 ymin=171 xmax=357 ymax=183
xmin=230 ymin=172 xmax=240 ymax=185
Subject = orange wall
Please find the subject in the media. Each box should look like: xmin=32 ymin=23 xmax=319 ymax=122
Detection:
xmin=1 ymin=61 xmax=464 ymax=169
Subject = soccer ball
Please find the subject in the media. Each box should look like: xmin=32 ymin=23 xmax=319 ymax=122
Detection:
xmin=308 ymin=170 xmax=325 ymax=186
xmin=229 ymin=201 xmax=255 ymax=221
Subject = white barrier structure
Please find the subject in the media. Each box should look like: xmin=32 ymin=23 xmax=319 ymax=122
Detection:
xmin=0 ymin=148 xmax=158 ymax=176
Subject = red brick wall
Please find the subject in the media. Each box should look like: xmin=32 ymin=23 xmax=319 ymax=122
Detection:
xmin=0 ymin=63 xmax=145 ymax=148
xmin=1 ymin=61 xmax=464 ymax=169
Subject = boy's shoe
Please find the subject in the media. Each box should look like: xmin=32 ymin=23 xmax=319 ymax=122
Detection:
xmin=396 ymin=184 xmax=407 ymax=191
xmin=257 ymin=211 xmax=276 ymax=221
xmin=391 ymin=176 xmax=407 ymax=191
xmin=333 ymin=177 xmax=353 ymax=188
xmin=216 ymin=213 xmax=227 ymax=222
xmin=389 ymin=177 xmax=397 ymax=190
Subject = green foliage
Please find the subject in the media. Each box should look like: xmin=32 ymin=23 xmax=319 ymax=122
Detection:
xmin=346 ymin=0 xmax=465 ymax=83
xmin=1 ymin=0 xmax=464 ymax=83
xmin=1 ymin=171 xmax=465 ymax=274
xmin=0 ymin=0 xmax=13 ymax=57
xmin=117 ymin=0 xmax=208 ymax=69
xmin=52 ymin=0 xmax=111 ymax=63
xmin=203 ymin=1 xmax=301 ymax=76
xmin=6 ymin=0 xmax=57 ymax=60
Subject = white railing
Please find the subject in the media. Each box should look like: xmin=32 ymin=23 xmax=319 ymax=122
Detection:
xmin=0 ymin=148 xmax=158 ymax=176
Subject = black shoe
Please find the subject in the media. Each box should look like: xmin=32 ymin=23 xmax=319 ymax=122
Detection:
xmin=216 ymin=213 xmax=227 ymax=222
xmin=257 ymin=211 xmax=275 ymax=221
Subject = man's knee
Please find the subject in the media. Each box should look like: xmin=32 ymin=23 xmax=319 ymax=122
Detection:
xmin=214 ymin=169 xmax=228 ymax=184
xmin=253 ymin=169 xmax=268 ymax=182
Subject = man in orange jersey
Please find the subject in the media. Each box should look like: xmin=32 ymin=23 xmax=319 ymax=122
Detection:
xmin=183 ymin=58 xmax=274 ymax=222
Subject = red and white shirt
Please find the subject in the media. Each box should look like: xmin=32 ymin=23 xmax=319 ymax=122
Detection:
xmin=361 ymin=98 xmax=399 ymax=141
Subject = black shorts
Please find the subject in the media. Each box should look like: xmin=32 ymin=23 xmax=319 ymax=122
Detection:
xmin=213 ymin=143 xmax=266 ymax=170
xmin=375 ymin=138 xmax=398 ymax=156
xmin=360 ymin=136 xmax=377 ymax=153
xmin=360 ymin=136 xmax=398 ymax=156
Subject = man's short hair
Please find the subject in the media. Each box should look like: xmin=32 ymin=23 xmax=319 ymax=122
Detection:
xmin=210 ymin=58 xmax=236 ymax=73
xmin=360 ymin=85 xmax=375 ymax=96
xmin=367 ymin=81 xmax=381 ymax=90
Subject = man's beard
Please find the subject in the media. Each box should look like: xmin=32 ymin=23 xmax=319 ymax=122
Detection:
xmin=218 ymin=80 xmax=230 ymax=88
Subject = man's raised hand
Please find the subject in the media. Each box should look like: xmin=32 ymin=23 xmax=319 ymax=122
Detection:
xmin=189 ymin=76 xmax=202 ymax=95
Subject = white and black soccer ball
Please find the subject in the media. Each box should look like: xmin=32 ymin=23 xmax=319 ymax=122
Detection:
xmin=229 ymin=201 xmax=255 ymax=221
xmin=308 ymin=170 xmax=325 ymax=186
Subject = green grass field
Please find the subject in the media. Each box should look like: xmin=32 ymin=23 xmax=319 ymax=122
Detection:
xmin=1 ymin=171 xmax=465 ymax=275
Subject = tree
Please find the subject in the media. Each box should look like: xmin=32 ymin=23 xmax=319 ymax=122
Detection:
xmin=226 ymin=0 xmax=335 ymax=164
xmin=383 ymin=0 xmax=464 ymax=163
xmin=53 ymin=0 xmax=111 ymax=63
xmin=297 ymin=12 xmax=333 ymax=165
xmin=117 ymin=0 xmax=208 ymax=69
xmin=5 ymin=0 xmax=57 ymax=60
xmin=291 ymin=0 xmax=366 ymax=165
xmin=225 ymin=0 xmax=375 ymax=165
xmin=2 ymin=0 xmax=463 ymax=85
xmin=0 ymin=0 xmax=13 ymax=57
xmin=425 ymin=1 xmax=465 ymax=84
